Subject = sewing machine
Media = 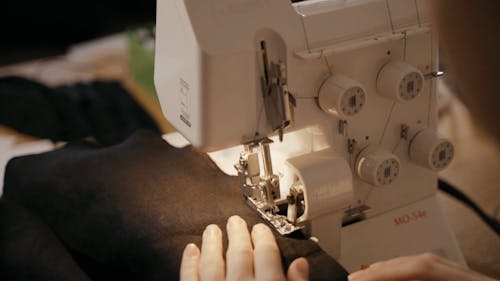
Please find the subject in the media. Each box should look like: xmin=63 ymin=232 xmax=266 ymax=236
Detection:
xmin=154 ymin=0 xmax=465 ymax=272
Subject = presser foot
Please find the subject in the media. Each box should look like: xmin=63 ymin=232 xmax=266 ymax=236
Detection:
xmin=245 ymin=196 xmax=303 ymax=235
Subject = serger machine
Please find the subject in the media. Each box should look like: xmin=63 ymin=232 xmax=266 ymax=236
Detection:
xmin=154 ymin=0 xmax=465 ymax=272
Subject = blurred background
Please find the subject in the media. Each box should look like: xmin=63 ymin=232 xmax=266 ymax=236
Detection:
xmin=0 ymin=0 xmax=156 ymax=65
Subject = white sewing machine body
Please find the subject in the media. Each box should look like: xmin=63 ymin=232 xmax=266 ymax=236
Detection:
xmin=155 ymin=0 xmax=465 ymax=272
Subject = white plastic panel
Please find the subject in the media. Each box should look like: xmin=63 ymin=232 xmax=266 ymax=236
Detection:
xmin=340 ymin=196 xmax=466 ymax=272
xmin=298 ymin=0 xmax=391 ymax=49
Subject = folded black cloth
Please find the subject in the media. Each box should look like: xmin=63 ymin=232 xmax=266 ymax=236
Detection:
xmin=0 ymin=76 xmax=159 ymax=145
xmin=2 ymin=130 xmax=348 ymax=281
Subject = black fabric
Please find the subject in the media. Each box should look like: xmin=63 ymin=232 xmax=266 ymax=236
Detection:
xmin=0 ymin=76 xmax=159 ymax=145
xmin=0 ymin=77 xmax=62 ymax=139
xmin=0 ymin=200 xmax=91 ymax=281
xmin=2 ymin=130 xmax=348 ymax=281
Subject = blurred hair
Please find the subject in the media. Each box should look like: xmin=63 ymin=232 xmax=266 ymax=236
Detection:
xmin=435 ymin=0 xmax=500 ymax=144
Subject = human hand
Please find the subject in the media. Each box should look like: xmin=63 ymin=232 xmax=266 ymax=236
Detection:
xmin=180 ymin=215 xmax=309 ymax=281
xmin=348 ymin=253 xmax=496 ymax=281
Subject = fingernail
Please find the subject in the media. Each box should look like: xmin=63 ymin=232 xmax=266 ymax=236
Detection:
xmin=205 ymin=224 xmax=219 ymax=237
xmin=348 ymin=266 xmax=370 ymax=280
xmin=184 ymin=243 xmax=199 ymax=257
xmin=348 ymin=272 xmax=361 ymax=280
xmin=252 ymin=223 xmax=267 ymax=234
xmin=296 ymin=258 xmax=309 ymax=280
xmin=228 ymin=215 xmax=242 ymax=227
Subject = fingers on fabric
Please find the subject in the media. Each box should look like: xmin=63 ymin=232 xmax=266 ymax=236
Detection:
xmin=226 ymin=215 xmax=253 ymax=280
xmin=180 ymin=243 xmax=201 ymax=281
xmin=251 ymin=223 xmax=286 ymax=281
xmin=348 ymin=253 xmax=489 ymax=281
xmin=287 ymin=257 xmax=310 ymax=281
xmin=200 ymin=224 xmax=225 ymax=281
xmin=180 ymin=217 xmax=310 ymax=281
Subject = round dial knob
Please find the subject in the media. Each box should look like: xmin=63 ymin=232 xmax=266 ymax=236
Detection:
xmin=356 ymin=148 xmax=400 ymax=186
xmin=318 ymin=74 xmax=367 ymax=119
xmin=377 ymin=61 xmax=424 ymax=103
xmin=409 ymin=128 xmax=454 ymax=171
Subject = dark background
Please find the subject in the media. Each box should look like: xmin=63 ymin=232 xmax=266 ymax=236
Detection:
xmin=0 ymin=0 xmax=307 ymax=66
xmin=0 ymin=0 xmax=156 ymax=66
